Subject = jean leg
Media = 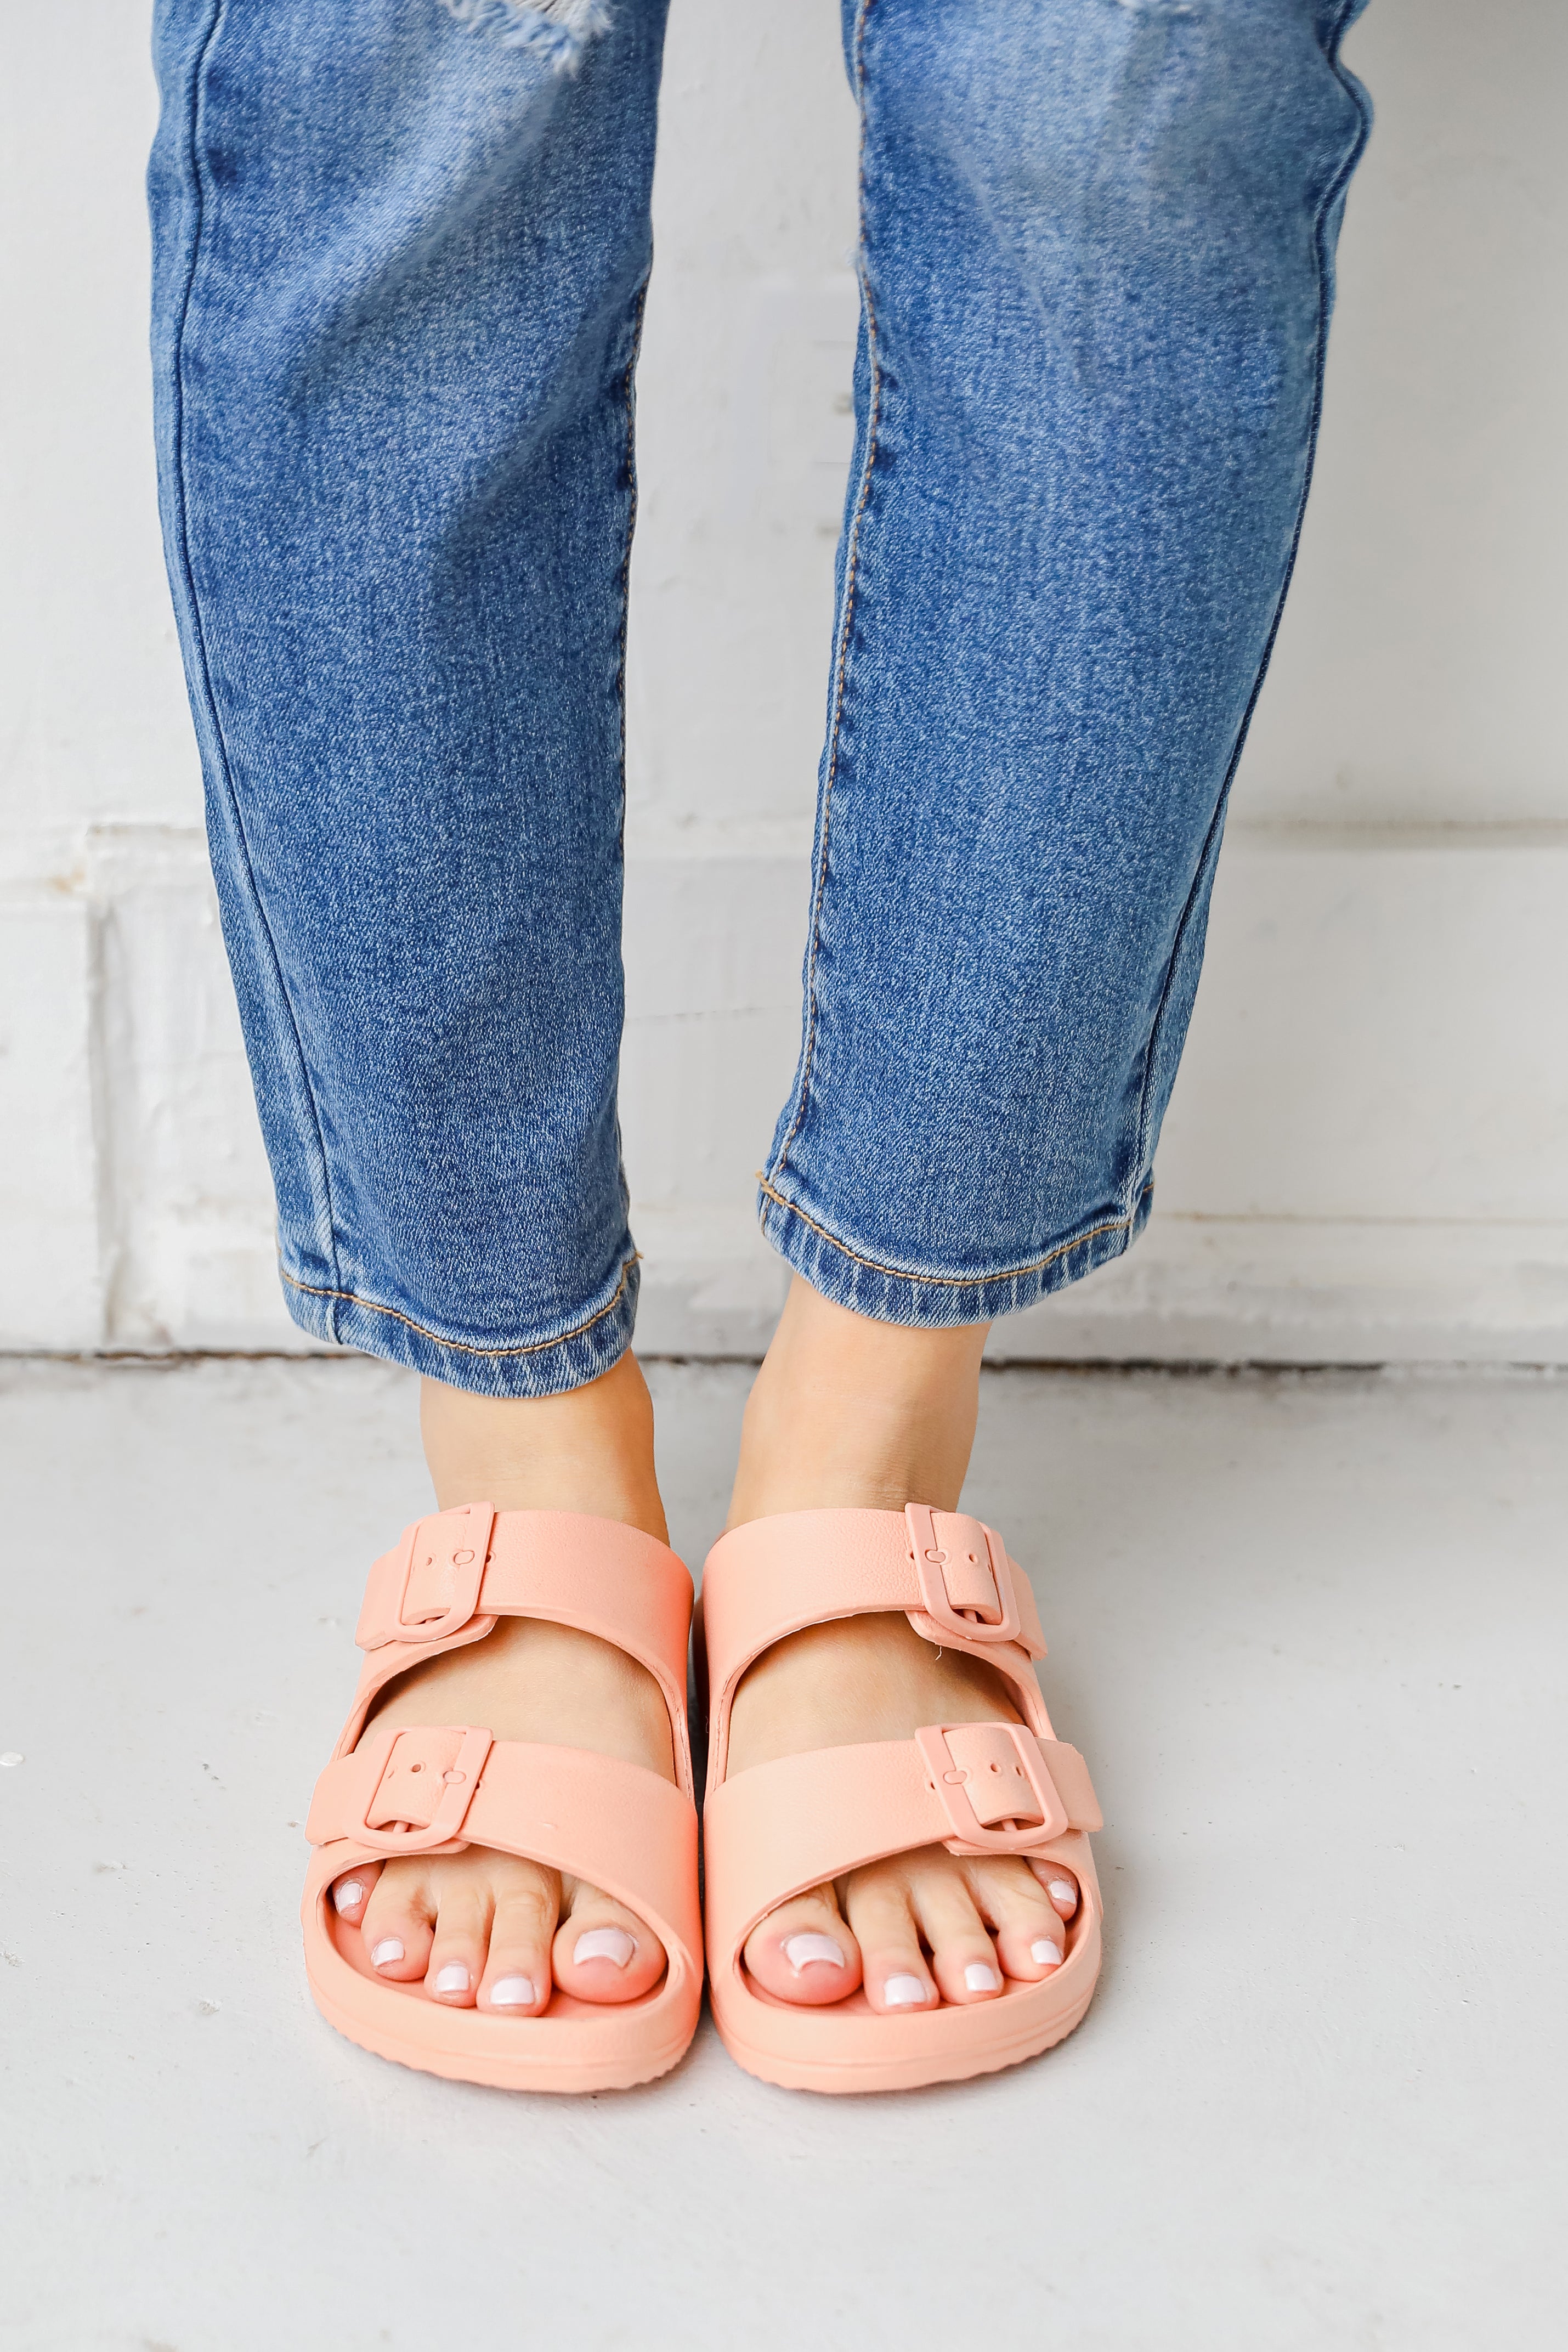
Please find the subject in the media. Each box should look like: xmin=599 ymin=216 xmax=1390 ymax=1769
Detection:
xmin=149 ymin=0 xmax=667 ymax=1394
xmin=761 ymin=0 xmax=1372 ymax=1325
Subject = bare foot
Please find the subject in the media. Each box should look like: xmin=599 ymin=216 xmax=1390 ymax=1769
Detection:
xmin=329 ymin=1353 xmax=679 ymax=2016
xmin=722 ymin=1280 xmax=1080 ymax=2014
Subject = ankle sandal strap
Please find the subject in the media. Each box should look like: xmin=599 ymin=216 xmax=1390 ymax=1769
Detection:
xmin=342 ymin=1505 xmax=695 ymax=1789
xmin=700 ymin=1506 xmax=1046 ymax=1786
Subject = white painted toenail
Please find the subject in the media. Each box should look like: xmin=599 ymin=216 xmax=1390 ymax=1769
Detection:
xmin=574 ymin=1927 xmax=636 ymax=1968
xmin=964 ymin=1963 xmax=1001 ymax=1993
xmin=783 ymin=1933 xmax=845 ymax=1973
xmin=489 ymin=1975 xmax=537 ymax=2008
xmin=1048 ymin=1879 xmax=1077 ymax=1906
xmin=1031 ymin=1939 xmax=1063 ymax=1967
xmin=370 ymin=1938 xmax=404 ymax=1968
xmin=434 ymin=1964 xmax=469 ymax=1993
xmin=333 ymin=1880 xmax=365 ymax=1914
xmin=884 ymin=1974 xmax=927 ymax=2007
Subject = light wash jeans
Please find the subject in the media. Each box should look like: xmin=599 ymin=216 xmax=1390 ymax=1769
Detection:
xmin=149 ymin=0 xmax=1371 ymax=1396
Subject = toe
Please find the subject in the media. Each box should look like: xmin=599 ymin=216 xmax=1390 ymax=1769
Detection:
xmin=477 ymin=1859 xmax=560 ymax=2017
xmin=743 ymin=1884 xmax=861 ymax=2007
xmin=422 ymin=1861 xmax=495 ymax=2006
xmin=907 ymin=1855 xmax=1005 ymax=2005
xmin=359 ymin=1859 xmax=435 ymax=1982
xmin=1029 ymin=1858 xmax=1080 ymax=1924
xmin=840 ymin=1862 xmax=938 ymax=2014
xmin=975 ymin=1856 xmax=1069 ymax=1982
xmin=552 ymin=1881 xmax=665 ymax=2005
xmin=330 ymin=1862 xmax=381 ymax=1924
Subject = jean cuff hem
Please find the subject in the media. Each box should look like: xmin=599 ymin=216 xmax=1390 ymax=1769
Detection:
xmin=756 ymin=1179 xmax=1152 ymax=1327
xmin=275 ymin=1253 xmax=640 ymax=1397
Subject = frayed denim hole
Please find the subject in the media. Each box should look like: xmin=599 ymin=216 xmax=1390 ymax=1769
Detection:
xmin=439 ymin=0 xmax=613 ymax=72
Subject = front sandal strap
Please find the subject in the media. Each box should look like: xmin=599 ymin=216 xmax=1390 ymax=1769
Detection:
xmin=308 ymin=1726 xmax=701 ymax=1947
xmin=703 ymin=1726 xmax=1100 ymax=1963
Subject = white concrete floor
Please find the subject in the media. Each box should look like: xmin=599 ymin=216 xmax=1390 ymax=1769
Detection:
xmin=1 ymin=1356 xmax=1563 ymax=2350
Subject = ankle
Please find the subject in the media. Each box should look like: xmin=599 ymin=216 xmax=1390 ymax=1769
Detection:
xmin=420 ymin=1354 xmax=669 ymax=1545
xmin=727 ymin=1278 xmax=988 ymax=1527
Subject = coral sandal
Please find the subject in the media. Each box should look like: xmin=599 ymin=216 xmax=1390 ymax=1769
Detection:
xmin=700 ymin=1505 xmax=1103 ymax=2094
xmin=302 ymin=1503 xmax=701 ymax=2094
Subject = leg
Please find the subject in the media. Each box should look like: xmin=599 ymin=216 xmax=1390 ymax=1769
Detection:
xmin=150 ymin=0 xmax=665 ymax=1393
xmin=733 ymin=0 xmax=1373 ymax=2009
xmin=150 ymin=0 xmax=678 ymax=2016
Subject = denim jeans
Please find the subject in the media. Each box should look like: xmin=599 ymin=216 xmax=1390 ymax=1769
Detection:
xmin=149 ymin=0 xmax=1371 ymax=1396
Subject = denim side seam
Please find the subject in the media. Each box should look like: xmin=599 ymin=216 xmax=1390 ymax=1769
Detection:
xmin=602 ymin=273 xmax=652 ymax=1311
xmin=764 ymin=0 xmax=881 ymax=1185
xmin=167 ymin=0 xmax=347 ymax=1336
xmin=615 ymin=272 xmax=652 ymax=828
xmin=1127 ymin=0 xmax=1375 ymax=1201
xmin=278 ymin=1251 xmax=641 ymax=1395
xmin=758 ymin=1173 xmax=1153 ymax=1331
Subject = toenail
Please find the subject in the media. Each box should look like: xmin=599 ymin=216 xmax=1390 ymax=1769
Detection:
xmin=783 ymin=1933 xmax=845 ymax=1973
xmin=884 ymin=1974 xmax=927 ymax=2007
xmin=574 ymin=1926 xmax=636 ymax=1968
xmin=964 ymin=1963 xmax=1001 ymax=1993
xmin=1048 ymin=1879 xmax=1077 ymax=1906
xmin=489 ymin=1975 xmax=537 ymax=2008
xmin=1031 ymin=1938 xmax=1063 ymax=1967
xmin=333 ymin=1880 xmax=365 ymax=1914
xmin=434 ymin=1964 xmax=469 ymax=1993
xmin=370 ymin=1938 xmax=404 ymax=1968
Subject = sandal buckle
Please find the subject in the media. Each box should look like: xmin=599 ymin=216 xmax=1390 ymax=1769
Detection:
xmin=916 ymin=1721 xmax=1069 ymax=1854
xmin=348 ymin=1724 xmax=494 ymax=1855
xmin=355 ymin=1503 xmax=497 ymax=1650
xmin=905 ymin=1504 xmax=1022 ymax=1647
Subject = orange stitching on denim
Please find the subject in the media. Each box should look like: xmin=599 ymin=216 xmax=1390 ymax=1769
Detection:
xmin=769 ymin=0 xmax=881 ymax=1180
xmin=278 ymin=1252 xmax=638 ymax=1358
xmin=757 ymin=1174 xmax=1146 ymax=1290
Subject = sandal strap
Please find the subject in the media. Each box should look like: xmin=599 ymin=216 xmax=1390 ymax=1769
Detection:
xmin=344 ymin=1507 xmax=694 ymax=1789
xmin=701 ymin=1507 xmax=1046 ymax=1777
xmin=309 ymin=1727 xmax=701 ymax=1963
xmin=704 ymin=1726 xmax=1100 ymax=1964
xmin=356 ymin=1504 xmax=690 ymax=1675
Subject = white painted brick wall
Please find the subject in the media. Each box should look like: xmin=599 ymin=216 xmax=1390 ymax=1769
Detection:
xmin=3 ymin=0 xmax=1565 ymax=1363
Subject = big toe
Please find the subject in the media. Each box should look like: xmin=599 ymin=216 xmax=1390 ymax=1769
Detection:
xmin=743 ymin=1885 xmax=862 ymax=2006
xmin=552 ymin=1881 xmax=666 ymax=2005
